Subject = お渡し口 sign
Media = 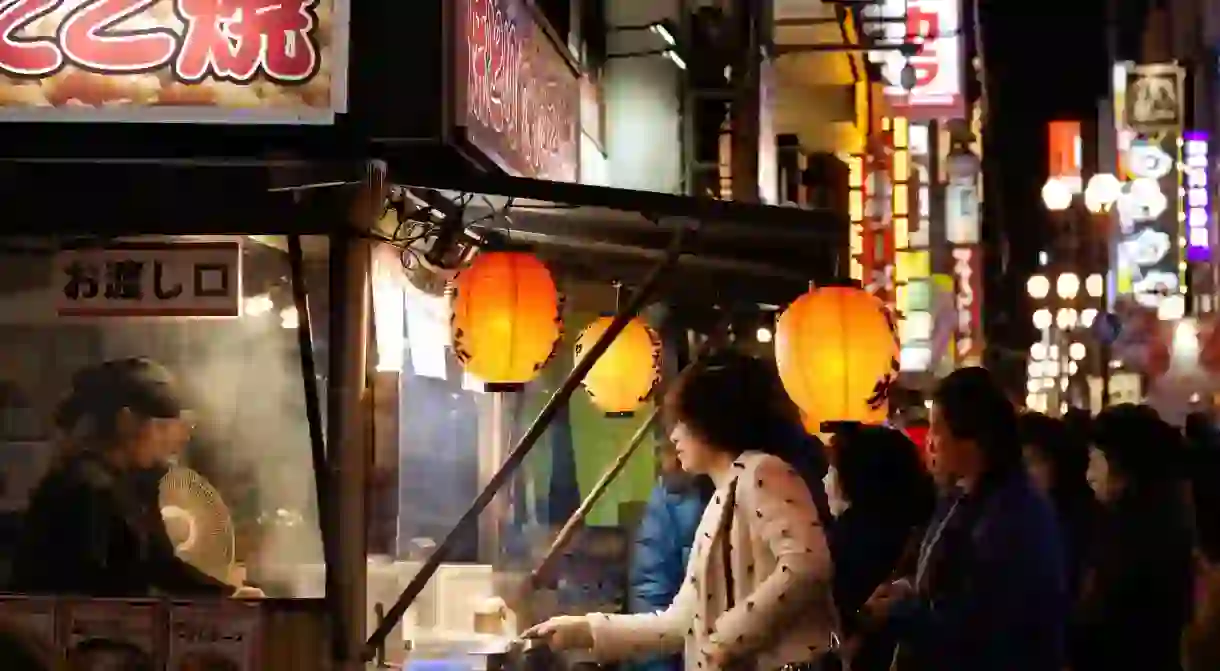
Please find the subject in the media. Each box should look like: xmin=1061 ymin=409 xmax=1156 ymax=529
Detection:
xmin=55 ymin=241 xmax=241 ymax=318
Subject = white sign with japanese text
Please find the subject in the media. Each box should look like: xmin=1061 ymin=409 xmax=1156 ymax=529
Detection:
xmin=55 ymin=241 xmax=241 ymax=318
xmin=864 ymin=0 xmax=964 ymax=120
xmin=167 ymin=601 xmax=261 ymax=670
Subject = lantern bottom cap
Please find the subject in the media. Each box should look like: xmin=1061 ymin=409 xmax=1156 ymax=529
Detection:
xmin=604 ymin=411 xmax=636 ymax=418
xmin=484 ymin=382 xmax=526 ymax=393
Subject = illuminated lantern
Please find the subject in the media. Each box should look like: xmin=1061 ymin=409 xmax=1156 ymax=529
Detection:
xmin=775 ymin=286 xmax=900 ymax=431
xmin=450 ymin=251 xmax=562 ymax=390
xmin=574 ymin=317 xmax=662 ymax=416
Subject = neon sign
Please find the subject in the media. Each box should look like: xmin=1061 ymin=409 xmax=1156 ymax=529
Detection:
xmin=1183 ymin=131 xmax=1210 ymax=262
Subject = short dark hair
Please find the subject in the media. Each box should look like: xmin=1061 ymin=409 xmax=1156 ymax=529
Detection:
xmin=833 ymin=425 xmax=935 ymax=524
xmin=1092 ymin=403 xmax=1184 ymax=482
xmin=1018 ymin=412 xmax=1092 ymax=508
xmin=932 ymin=367 xmax=1021 ymax=475
xmin=664 ymin=351 xmax=803 ymax=458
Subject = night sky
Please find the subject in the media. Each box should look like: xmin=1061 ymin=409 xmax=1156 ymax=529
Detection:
xmin=977 ymin=0 xmax=1112 ymax=379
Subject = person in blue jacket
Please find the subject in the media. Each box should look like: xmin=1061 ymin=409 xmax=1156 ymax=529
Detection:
xmin=627 ymin=442 xmax=711 ymax=671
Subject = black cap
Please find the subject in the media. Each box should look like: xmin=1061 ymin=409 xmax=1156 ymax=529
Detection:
xmin=56 ymin=358 xmax=184 ymax=430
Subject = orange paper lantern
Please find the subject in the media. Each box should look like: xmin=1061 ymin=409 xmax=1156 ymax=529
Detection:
xmin=450 ymin=251 xmax=562 ymax=389
xmin=575 ymin=316 xmax=662 ymax=416
xmin=775 ymin=286 xmax=900 ymax=431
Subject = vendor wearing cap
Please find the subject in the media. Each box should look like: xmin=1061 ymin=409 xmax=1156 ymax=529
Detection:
xmin=9 ymin=357 xmax=252 ymax=598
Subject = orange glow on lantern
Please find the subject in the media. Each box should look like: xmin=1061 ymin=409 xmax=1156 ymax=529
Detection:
xmin=450 ymin=251 xmax=562 ymax=390
xmin=775 ymin=286 xmax=900 ymax=431
xmin=575 ymin=316 xmax=662 ymax=416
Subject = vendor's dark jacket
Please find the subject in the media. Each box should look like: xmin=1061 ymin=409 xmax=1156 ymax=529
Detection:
xmin=9 ymin=452 xmax=229 ymax=597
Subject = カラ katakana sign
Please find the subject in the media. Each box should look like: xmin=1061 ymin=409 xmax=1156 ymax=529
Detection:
xmin=55 ymin=240 xmax=241 ymax=318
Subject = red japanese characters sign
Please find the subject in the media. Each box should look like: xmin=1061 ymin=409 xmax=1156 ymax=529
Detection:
xmin=0 ymin=0 xmax=344 ymax=123
xmin=951 ymin=245 xmax=983 ymax=366
xmin=457 ymin=0 xmax=579 ymax=182
xmin=865 ymin=0 xmax=964 ymax=121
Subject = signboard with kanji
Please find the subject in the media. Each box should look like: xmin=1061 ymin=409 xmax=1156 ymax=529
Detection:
xmin=0 ymin=0 xmax=347 ymax=123
xmin=55 ymin=241 xmax=241 ymax=318
xmin=167 ymin=601 xmax=261 ymax=670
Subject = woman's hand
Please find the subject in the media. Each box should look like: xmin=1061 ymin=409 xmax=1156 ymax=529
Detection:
xmin=704 ymin=644 xmax=733 ymax=668
xmin=522 ymin=616 xmax=594 ymax=650
xmin=861 ymin=579 xmax=913 ymax=623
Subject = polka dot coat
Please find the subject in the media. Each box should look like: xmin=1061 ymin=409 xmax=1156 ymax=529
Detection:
xmin=586 ymin=452 xmax=839 ymax=671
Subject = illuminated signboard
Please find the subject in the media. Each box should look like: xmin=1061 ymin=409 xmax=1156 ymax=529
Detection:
xmin=0 ymin=0 xmax=345 ymax=124
xmin=898 ymin=121 xmax=933 ymax=371
xmin=1113 ymin=63 xmax=1184 ymax=311
xmin=865 ymin=120 xmax=896 ymax=308
xmin=1115 ymin=133 xmax=1181 ymax=306
xmin=460 ymin=0 xmax=580 ymax=182
xmin=952 ymin=245 xmax=982 ymax=366
xmin=849 ymin=153 xmax=865 ymax=282
xmin=1183 ymin=131 xmax=1210 ymax=262
xmin=863 ymin=0 xmax=964 ymax=121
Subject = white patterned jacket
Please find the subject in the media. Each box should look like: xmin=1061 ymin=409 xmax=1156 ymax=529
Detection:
xmin=585 ymin=451 xmax=839 ymax=671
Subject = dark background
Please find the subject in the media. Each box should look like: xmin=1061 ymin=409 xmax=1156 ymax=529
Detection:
xmin=977 ymin=0 xmax=1115 ymax=386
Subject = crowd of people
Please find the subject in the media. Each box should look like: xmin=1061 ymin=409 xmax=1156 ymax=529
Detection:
xmin=527 ymin=353 xmax=1220 ymax=671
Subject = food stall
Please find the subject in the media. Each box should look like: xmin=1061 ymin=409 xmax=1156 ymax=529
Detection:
xmin=0 ymin=3 xmax=860 ymax=671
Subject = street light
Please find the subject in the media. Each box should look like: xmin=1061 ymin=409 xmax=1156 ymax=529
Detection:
xmin=1041 ymin=178 xmax=1073 ymax=211
xmin=1085 ymin=273 xmax=1104 ymax=298
xmin=1033 ymin=309 xmax=1053 ymax=329
xmin=1026 ymin=275 xmax=1050 ymax=300
xmin=1083 ymin=173 xmax=1121 ymax=213
xmin=1042 ymin=173 xmax=1121 ymax=213
xmin=1056 ymin=273 xmax=1080 ymax=300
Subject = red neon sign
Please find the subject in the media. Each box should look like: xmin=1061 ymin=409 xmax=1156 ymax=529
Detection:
xmin=463 ymin=0 xmax=579 ymax=182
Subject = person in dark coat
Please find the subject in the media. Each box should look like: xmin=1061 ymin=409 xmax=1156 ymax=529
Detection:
xmin=1185 ymin=414 xmax=1220 ymax=671
xmin=9 ymin=358 xmax=235 ymax=597
xmin=628 ymin=444 xmax=711 ymax=671
xmin=862 ymin=367 xmax=1068 ymax=671
xmin=1018 ymin=412 xmax=1100 ymax=603
xmin=1071 ymin=404 xmax=1194 ymax=671
xmin=825 ymin=426 xmax=935 ymax=671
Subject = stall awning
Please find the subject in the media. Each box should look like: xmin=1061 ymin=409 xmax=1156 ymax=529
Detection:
xmin=0 ymin=158 xmax=370 ymax=237
xmin=393 ymin=171 xmax=849 ymax=307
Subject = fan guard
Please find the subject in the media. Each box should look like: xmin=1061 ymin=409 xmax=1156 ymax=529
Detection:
xmin=158 ymin=466 xmax=236 ymax=585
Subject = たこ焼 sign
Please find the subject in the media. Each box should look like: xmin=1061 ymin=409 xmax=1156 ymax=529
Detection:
xmin=55 ymin=241 xmax=241 ymax=318
xmin=0 ymin=0 xmax=346 ymax=123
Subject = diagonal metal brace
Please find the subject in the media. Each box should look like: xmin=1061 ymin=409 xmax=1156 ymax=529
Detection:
xmin=362 ymin=224 xmax=689 ymax=661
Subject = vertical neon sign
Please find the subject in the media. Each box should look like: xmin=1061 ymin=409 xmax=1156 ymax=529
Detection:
xmin=1183 ymin=132 xmax=1210 ymax=262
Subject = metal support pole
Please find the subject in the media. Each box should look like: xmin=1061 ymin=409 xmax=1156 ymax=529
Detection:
xmin=363 ymin=225 xmax=689 ymax=660
xmin=327 ymin=162 xmax=385 ymax=669
xmin=286 ymin=234 xmax=342 ymax=661
xmin=529 ymin=407 xmax=660 ymax=589
xmin=526 ymin=319 xmax=726 ymax=591
xmin=729 ymin=0 xmax=762 ymax=203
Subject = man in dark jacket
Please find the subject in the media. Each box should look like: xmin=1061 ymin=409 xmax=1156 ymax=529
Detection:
xmin=864 ymin=368 xmax=1068 ymax=671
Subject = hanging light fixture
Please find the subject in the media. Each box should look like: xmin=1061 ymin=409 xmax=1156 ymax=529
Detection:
xmin=574 ymin=315 xmax=662 ymax=416
xmin=450 ymin=251 xmax=563 ymax=391
xmin=775 ymin=285 xmax=900 ymax=432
